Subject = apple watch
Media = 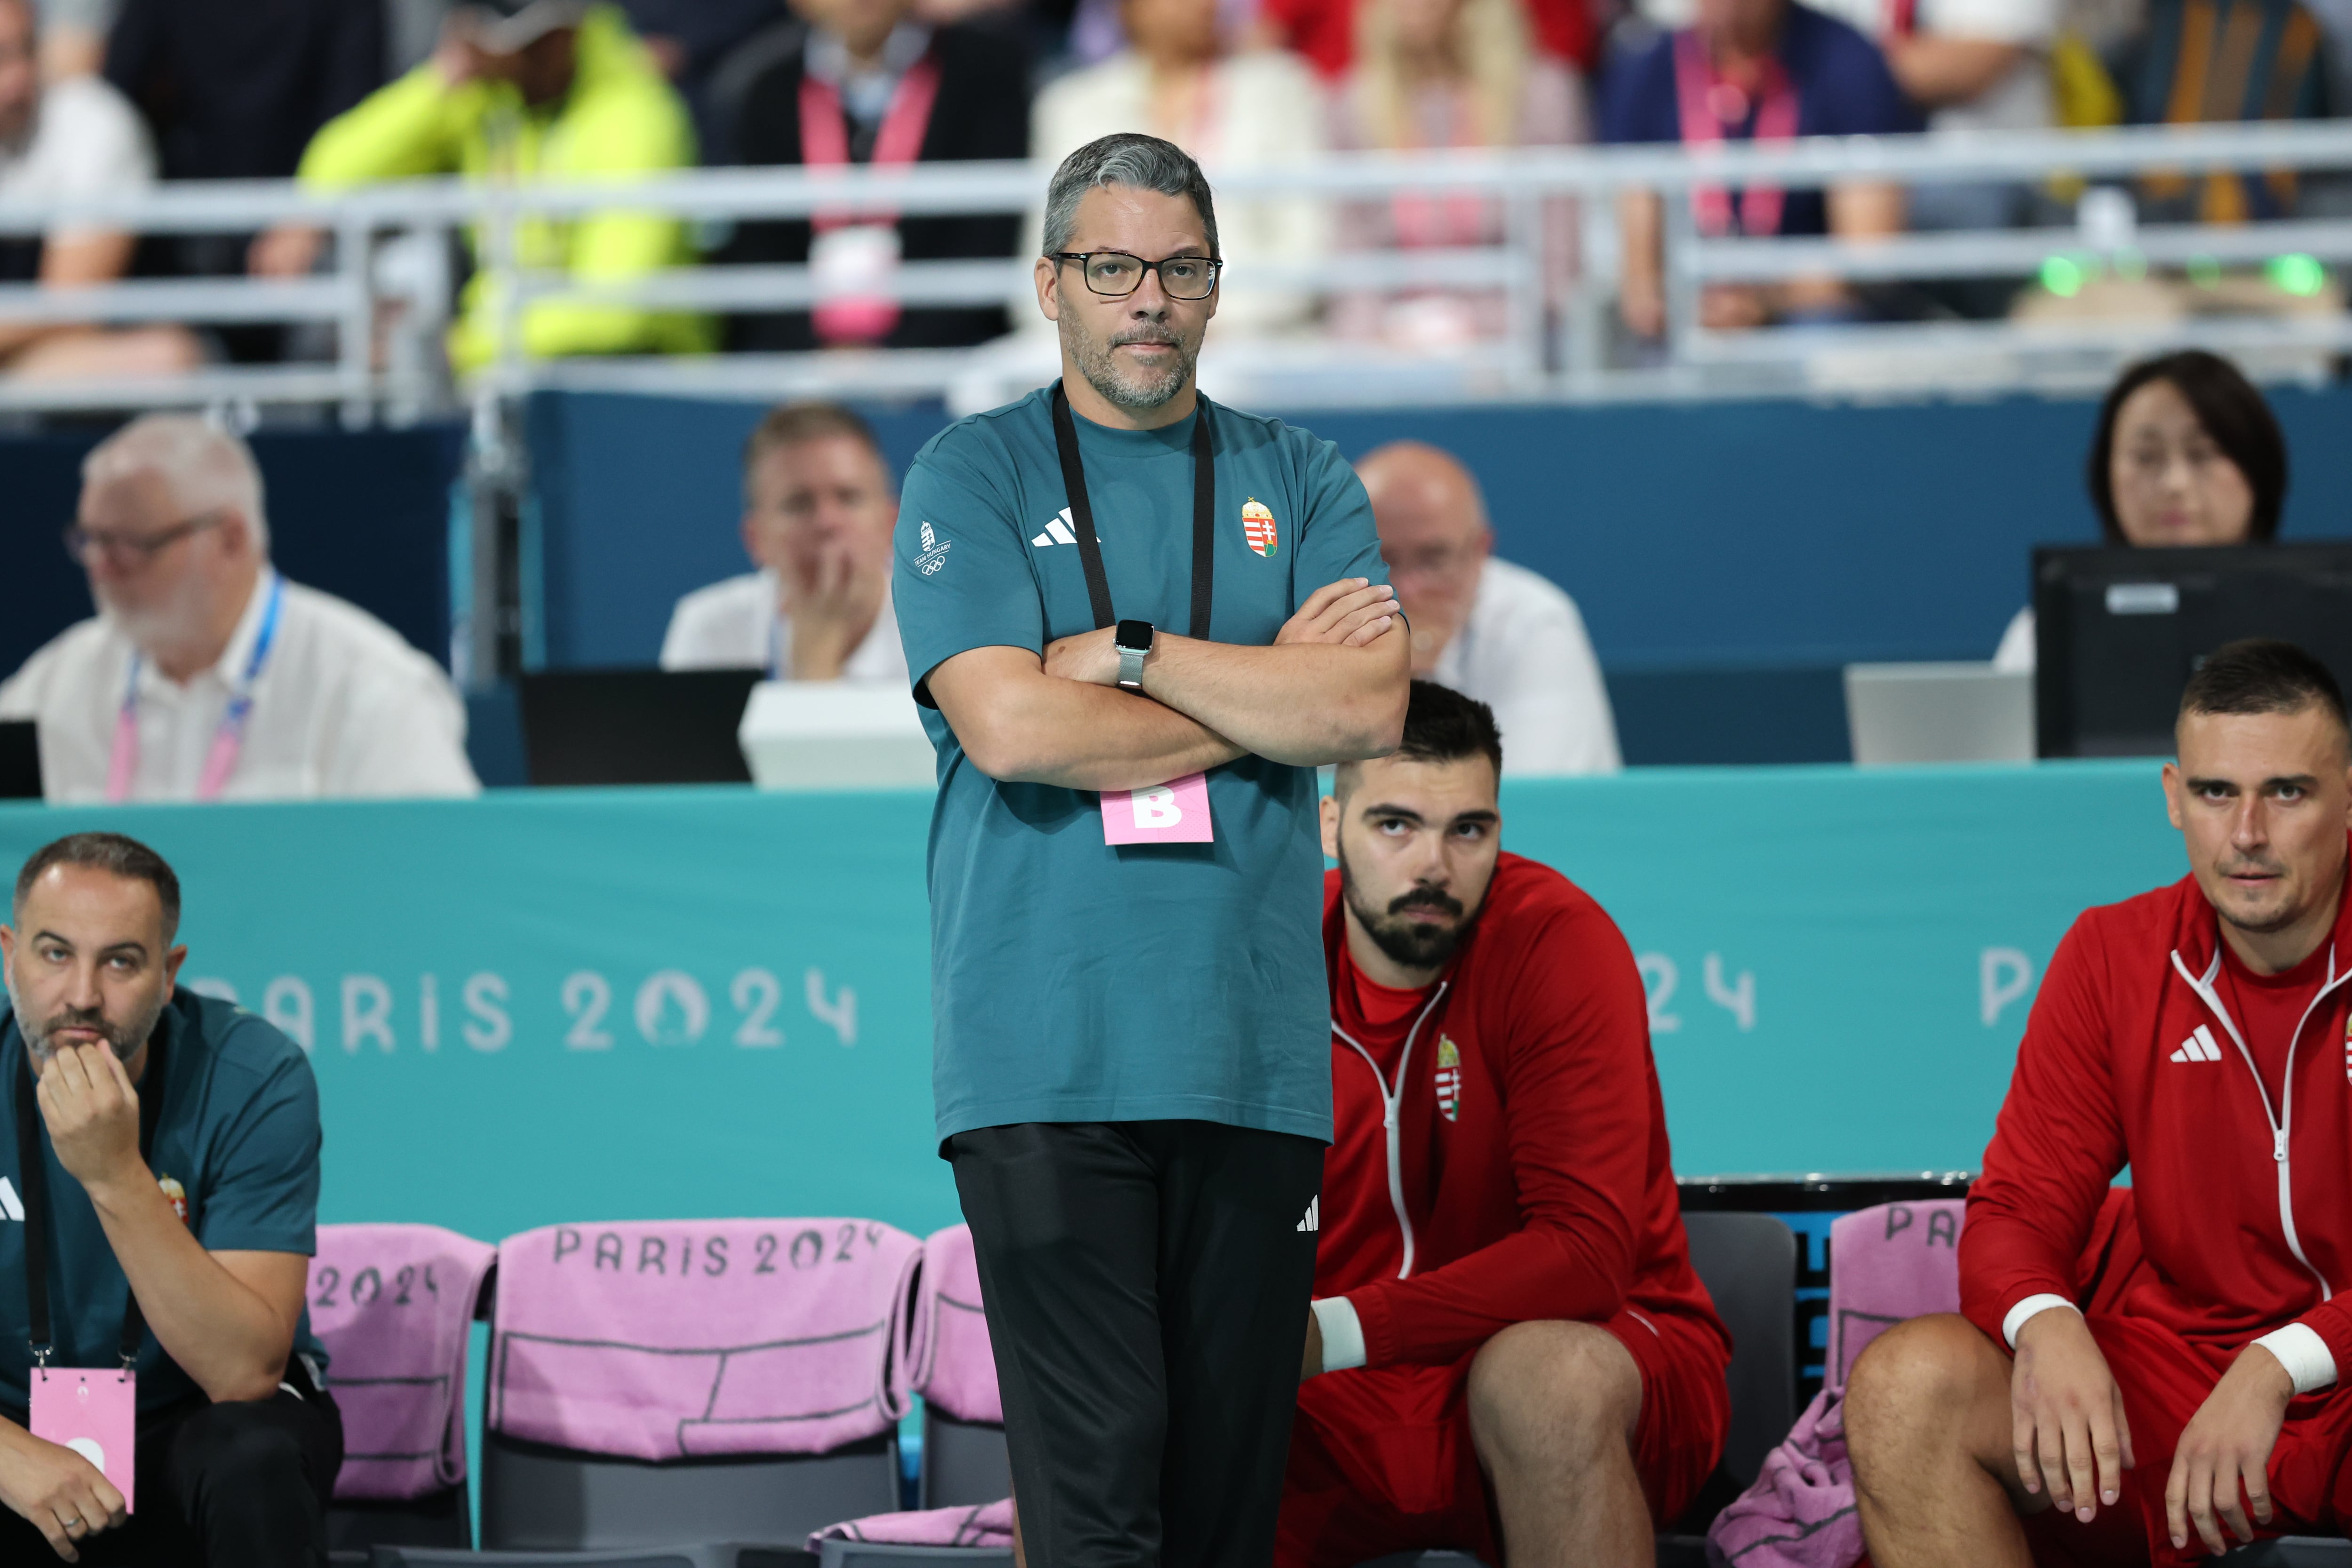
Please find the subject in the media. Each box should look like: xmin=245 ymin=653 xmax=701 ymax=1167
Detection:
xmin=1114 ymin=619 xmax=1155 ymax=692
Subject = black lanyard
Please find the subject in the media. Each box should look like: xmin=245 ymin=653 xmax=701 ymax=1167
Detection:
xmin=1049 ymin=382 xmax=1217 ymax=639
xmin=17 ymin=1027 xmax=166 ymax=1370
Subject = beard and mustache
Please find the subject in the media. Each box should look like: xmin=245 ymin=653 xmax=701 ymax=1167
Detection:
xmin=5 ymin=980 xmax=162 ymax=1068
xmin=1064 ymin=317 xmax=1200 ymax=413
xmin=1338 ymin=849 xmax=1486 ymax=971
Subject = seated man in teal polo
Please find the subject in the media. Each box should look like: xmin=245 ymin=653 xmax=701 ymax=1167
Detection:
xmin=0 ymin=832 xmax=339 ymax=1564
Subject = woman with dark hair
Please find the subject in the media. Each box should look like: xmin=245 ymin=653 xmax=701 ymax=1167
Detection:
xmin=1994 ymin=350 xmax=2289 ymax=671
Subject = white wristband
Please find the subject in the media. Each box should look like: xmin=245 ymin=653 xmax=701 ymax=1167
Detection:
xmin=1310 ymin=1296 xmax=1367 ymax=1374
xmin=2252 ymin=1323 xmax=2338 ymax=1395
xmin=2002 ymin=1293 xmax=2078 ymax=1348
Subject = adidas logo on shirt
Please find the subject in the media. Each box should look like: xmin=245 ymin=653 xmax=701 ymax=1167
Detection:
xmin=1031 ymin=508 xmax=1078 ymax=548
xmin=1297 ymin=1196 xmax=1319 ymax=1233
xmin=2170 ymin=1024 xmax=2224 ymax=1064
xmin=0 ymin=1177 xmax=20 ymax=1222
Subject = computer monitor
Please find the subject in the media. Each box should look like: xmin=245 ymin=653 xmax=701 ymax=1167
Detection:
xmin=2033 ymin=542 xmax=2352 ymax=758
xmin=517 ymin=669 xmax=762 ymax=787
xmin=0 ymin=721 xmax=39 ymax=800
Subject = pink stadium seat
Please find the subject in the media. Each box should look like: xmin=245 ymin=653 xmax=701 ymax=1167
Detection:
xmin=311 ymin=1222 xmax=497 ymax=1502
xmin=488 ymin=1218 xmax=921 ymax=1463
xmin=905 ymin=1224 xmax=1000 ymax=1425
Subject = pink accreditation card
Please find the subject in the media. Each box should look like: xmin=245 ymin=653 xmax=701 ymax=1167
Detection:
xmin=1101 ymin=771 xmax=1215 ymax=845
xmin=31 ymin=1367 xmax=136 ymax=1512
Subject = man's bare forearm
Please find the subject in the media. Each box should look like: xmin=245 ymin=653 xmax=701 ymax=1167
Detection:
xmin=931 ymin=647 xmax=1246 ymax=788
xmin=84 ymin=1166 xmax=295 ymax=1403
xmin=1140 ymin=621 xmax=1409 ymax=765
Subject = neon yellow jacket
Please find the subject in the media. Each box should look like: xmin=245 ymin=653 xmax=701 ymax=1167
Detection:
xmin=298 ymin=5 xmax=712 ymax=371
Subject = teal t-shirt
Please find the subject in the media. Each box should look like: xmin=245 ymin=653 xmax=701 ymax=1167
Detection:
xmin=894 ymin=386 xmax=1388 ymax=1145
xmin=0 ymin=989 xmax=327 ymax=1414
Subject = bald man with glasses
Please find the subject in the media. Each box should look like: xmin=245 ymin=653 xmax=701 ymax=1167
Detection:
xmin=0 ymin=414 xmax=477 ymax=803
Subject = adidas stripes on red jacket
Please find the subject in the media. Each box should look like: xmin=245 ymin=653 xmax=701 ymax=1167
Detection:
xmin=1962 ymin=845 xmax=2352 ymax=1374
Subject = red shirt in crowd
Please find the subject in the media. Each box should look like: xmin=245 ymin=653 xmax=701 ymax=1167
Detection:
xmin=1261 ymin=0 xmax=1595 ymax=75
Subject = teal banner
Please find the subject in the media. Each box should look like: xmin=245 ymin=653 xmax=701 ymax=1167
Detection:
xmin=0 ymin=762 xmax=2190 ymax=1246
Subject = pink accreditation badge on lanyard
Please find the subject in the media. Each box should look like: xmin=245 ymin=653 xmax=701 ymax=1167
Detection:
xmin=1671 ymin=29 xmax=1801 ymax=238
xmin=799 ymin=57 xmax=942 ymax=346
xmin=18 ymin=1029 xmax=168 ymax=1511
xmin=106 ymin=572 xmax=285 ymax=804
xmin=1046 ymin=384 xmax=1224 ymax=848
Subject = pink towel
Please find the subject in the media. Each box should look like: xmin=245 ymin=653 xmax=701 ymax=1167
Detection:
xmin=1826 ymin=1199 xmax=1967 ymax=1393
xmin=490 ymin=1218 xmax=921 ymax=1463
xmin=310 ymin=1223 xmax=496 ymax=1502
xmin=811 ymin=1497 xmax=1015 ymax=1549
xmin=904 ymin=1225 xmax=1002 ymax=1425
xmin=1706 ymin=1388 xmax=1859 ymax=1568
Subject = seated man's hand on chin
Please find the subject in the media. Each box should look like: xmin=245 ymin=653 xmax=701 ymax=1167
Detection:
xmin=2010 ymin=1306 xmax=2135 ymax=1524
xmin=2167 ymin=1344 xmax=2294 ymax=1556
xmin=0 ymin=1420 xmax=128 ymax=1563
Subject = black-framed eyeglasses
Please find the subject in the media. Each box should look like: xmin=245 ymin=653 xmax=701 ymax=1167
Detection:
xmin=1051 ymin=251 xmax=1223 ymax=301
xmin=63 ymin=509 xmax=226 ymax=568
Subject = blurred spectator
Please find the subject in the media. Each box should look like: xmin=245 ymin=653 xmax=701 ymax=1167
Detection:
xmin=2112 ymin=0 xmax=2333 ymax=221
xmin=108 ymin=0 xmax=384 ymax=353
xmin=1601 ymin=0 xmax=1914 ymax=337
xmin=663 ymin=402 xmax=908 ymax=681
xmin=1328 ymin=0 xmax=1583 ymax=350
xmin=1032 ymin=0 xmax=1328 ymax=336
xmin=0 ymin=415 xmax=478 ymax=802
xmin=257 ymin=0 xmax=711 ymax=374
xmin=1994 ymin=350 xmax=2283 ymax=671
xmin=615 ymin=0 xmax=781 ymax=159
xmin=1253 ymin=0 xmax=1596 ymax=75
xmin=32 ymin=0 xmax=108 ymax=78
xmin=720 ymin=0 xmax=1029 ymax=350
xmin=1358 ymin=441 xmax=1620 ymax=774
xmin=0 ymin=0 xmax=198 ymax=380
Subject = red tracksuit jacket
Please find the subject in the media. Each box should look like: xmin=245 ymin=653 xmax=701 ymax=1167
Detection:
xmin=1317 ymin=853 xmax=1730 ymax=1369
xmin=1962 ymin=853 xmax=2352 ymax=1371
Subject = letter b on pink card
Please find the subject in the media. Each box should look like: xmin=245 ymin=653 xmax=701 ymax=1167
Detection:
xmin=1102 ymin=772 xmax=1214 ymax=844
xmin=32 ymin=1368 xmax=136 ymax=1511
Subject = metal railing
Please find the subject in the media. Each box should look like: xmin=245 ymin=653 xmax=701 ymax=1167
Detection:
xmin=0 ymin=119 xmax=2348 ymax=423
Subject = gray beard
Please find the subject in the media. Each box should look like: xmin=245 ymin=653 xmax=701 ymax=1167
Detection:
xmin=1066 ymin=317 xmax=1196 ymax=412
xmin=5 ymin=975 xmax=163 ymax=1069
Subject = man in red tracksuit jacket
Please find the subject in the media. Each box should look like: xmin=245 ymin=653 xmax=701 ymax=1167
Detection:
xmin=1846 ymin=639 xmax=2352 ymax=1568
xmin=1279 ymin=679 xmax=1731 ymax=1568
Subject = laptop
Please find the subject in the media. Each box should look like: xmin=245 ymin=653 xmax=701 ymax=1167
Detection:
xmin=0 ymin=721 xmax=40 ymax=800
xmin=1844 ymin=663 xmax=2034 ymax=766
xmin=517 ymin=669 xmax=762 ymax=787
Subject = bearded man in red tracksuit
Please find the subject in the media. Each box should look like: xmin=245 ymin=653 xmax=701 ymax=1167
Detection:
xmin=1847 ymin=639 xmax=2352 ymax=1568
xmin=1279 ymin=679 xmax=1731 ymax=1568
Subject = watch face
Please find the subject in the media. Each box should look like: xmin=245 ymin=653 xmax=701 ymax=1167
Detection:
xmin=1115 ymin=619 xmax=1155 ymax=652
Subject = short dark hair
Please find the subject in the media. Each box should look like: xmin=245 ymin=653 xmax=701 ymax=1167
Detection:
xmin=2179 ymin=639 xmax=2349 ymax=742
xmin=2088 ymin=351 xmax=2288 ymax=544
xmin=1041 ymin=134 xmax=1220 ymax=259
xmin=1337 ymin=681 xmax=1503 ymax=797
xmin=742 ymin=402 xmax=887 ymax=494
xmin=12 ymin=833 xmax=182 ymax=941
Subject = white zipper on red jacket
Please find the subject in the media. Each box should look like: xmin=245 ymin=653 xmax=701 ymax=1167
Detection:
xmin=1330 ymin=980 xmax=1450 ymax=1282
xmin=2171 ymin=943 xmax=2352 ymax=1302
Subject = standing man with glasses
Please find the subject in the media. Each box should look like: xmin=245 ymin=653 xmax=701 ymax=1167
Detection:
xmin=0 ymin=414 xmax=477 ymax=803
xmin=895 ymin=133 xmax=1411 ymax=1568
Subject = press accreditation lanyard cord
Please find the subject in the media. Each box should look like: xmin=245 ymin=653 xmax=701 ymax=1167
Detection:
xmin=1049 ymin=383 xmax=1217 ymax=639
xmin=17 ymin=1028 xmax=167 ymax=1370
xmin=106 ymin=572 xmax=286 ymax=805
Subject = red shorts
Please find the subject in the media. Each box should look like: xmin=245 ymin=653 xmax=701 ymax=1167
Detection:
xmin=2026 ymin=1313 xmax=2352 ymax=1568
xmin=1275 ymin=1307 xmax=1730 ymax=1568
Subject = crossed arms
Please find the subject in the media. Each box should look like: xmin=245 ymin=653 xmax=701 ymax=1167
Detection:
xmin=928 ymin=579 xmax=1412 ymax=790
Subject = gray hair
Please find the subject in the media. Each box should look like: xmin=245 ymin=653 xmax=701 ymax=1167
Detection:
xmin=1041 ymin=134 xmax=1220 ymax=260
xmin=85 ymin=413 xmax=270 ymax=555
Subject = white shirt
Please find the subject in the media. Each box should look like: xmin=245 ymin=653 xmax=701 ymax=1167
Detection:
xmin=1027 ymin=49 xmax=1332 ymax=338
xmin=1429 ymin=557 xmax=1621 ymax=776
xmin=0 ymin=76 xmax=156 ymax=245
xmin=1993 ymin=605 xmax=2035 ymax=672
xmin=659 ymin=569 xmax=909 ymax=683
xmin=0 ymin=575 xmax=479 ymax=803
